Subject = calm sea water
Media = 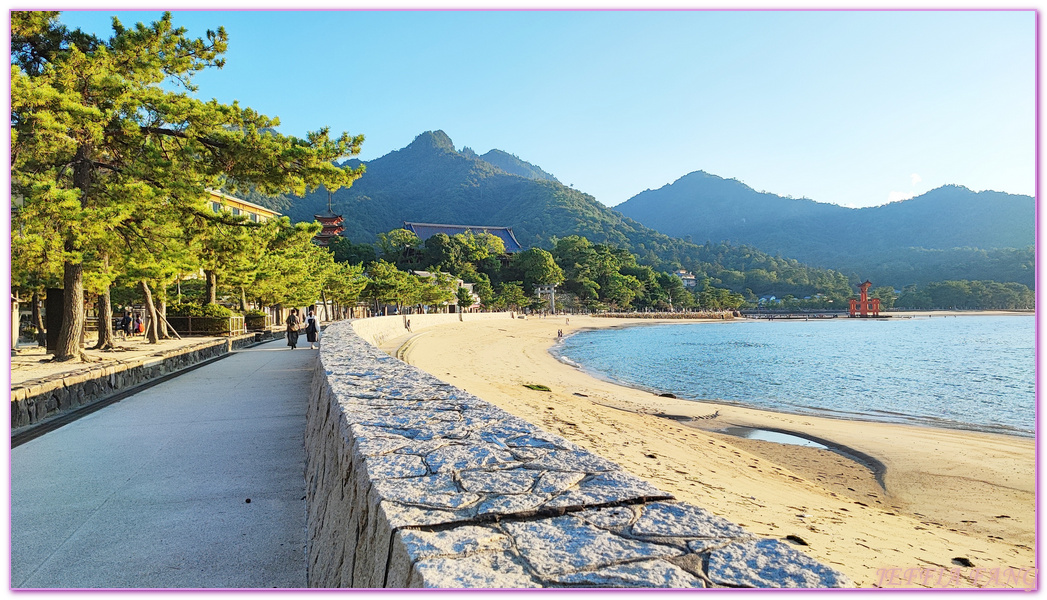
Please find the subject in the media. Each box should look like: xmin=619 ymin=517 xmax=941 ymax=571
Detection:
xmin=555 ymin=316 xmax=1036 ymax=437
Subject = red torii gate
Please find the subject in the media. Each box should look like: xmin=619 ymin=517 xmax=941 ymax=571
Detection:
xmin=849 ymin=280 xmax=880 ymax=317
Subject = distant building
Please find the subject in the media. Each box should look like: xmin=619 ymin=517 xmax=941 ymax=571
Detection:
xmin=403 ymin=221 xmax=524 ymax=253
xmin=313 ymin=210 xmax=345 ymax=247
xmin=206 ymin=189 xmax=280 ymax=223
xmin=312 ymin=192 xmax=345 ymax=247
xmin=673 ymin=269 xmax=697 ymax=288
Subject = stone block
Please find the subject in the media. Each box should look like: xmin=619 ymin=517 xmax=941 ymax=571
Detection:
xmin=547 ymin=559 xmax=705 ymax=588
xmin=706 ymin=539 xmax=851 ymax=588
xmin=502 ymin=515 xmax=683 ymax=577
xmin=577 ymin=505 xmax=637 ymax=530
xmin=409 ymin=551 xmax=540 ymax=588
xmin=631 ymin=501 xmax=748 ymax=540
xmin=398 ymin=525 xmax=513 ymax=560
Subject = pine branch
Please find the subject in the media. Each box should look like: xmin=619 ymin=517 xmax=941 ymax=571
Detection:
xmin=140 ymin=126 xmax=228 ymax=150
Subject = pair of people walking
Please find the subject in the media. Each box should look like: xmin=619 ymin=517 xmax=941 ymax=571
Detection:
xmin=119 ymin=312 xmax=143 ymax=338
xmin=286 ymin=308 xmax=320 ymax=350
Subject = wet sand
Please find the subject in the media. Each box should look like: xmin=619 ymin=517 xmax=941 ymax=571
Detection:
xmin=379 ymin=315 xmax=1035 ymax=588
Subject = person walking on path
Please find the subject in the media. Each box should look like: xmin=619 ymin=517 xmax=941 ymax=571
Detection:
xmin=304 ymin=308 xmax=320 ymax=350
xmin=119 ymin=312 xmax=132 ymax=339
xmin=132 ymin=314 xmax=143 ymax=337
xmin=286 ymin=308 xmax=301 ymax=350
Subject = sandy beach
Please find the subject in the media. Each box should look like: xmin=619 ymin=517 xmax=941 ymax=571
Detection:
xmin=378 ymin=314 xmax=1035 ymax=589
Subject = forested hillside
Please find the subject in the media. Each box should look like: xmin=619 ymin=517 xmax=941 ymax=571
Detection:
xmin=615 ymin=171 xmax=1034 ymax=288
xmin=460 ymin=147 xmax=560 ymax=182
xmin=248 ymin=131 xmax=854 ymax=300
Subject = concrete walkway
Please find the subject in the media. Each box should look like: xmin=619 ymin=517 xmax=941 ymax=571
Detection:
xmin=11 ymin=338 xmax=315 ymax=589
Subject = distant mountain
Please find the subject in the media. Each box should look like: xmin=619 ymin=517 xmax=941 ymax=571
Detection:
xmin=615 ymin=171 xmax=1034 ymax=287
xmin=461 ymin=147 xmax=559 ymax=182
xmin=250 ymin=131 xmax=855 ymax=299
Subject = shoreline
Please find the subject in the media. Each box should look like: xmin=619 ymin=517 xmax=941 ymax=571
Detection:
xmin=379 ymin=315 xmax=1035 ymax=588
xmin=551 ymin=314 xmax=1034 ymax=439
xmin=554 ymin=348 xmax=1035 ymax=440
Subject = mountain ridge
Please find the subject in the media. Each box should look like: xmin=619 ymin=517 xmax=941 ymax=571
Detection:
xmin=251 ymin=130 xmax=855 ymax=299
xmin=242 ymin=130 xmax=1032 ymax=289
xmin=614 ymin=170 xmax=1034 ymax=287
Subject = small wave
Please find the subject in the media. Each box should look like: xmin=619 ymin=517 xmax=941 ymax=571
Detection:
xmin=556 ymin=355 xmax=582 ymax=368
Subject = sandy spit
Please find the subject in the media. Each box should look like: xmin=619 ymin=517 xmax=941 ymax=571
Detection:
xmin=379 ymin=315 xmax=1035 ymax=589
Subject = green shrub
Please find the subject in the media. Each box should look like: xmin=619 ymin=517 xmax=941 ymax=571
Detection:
xmin=168 ymin=302 xmax=237 ymax=318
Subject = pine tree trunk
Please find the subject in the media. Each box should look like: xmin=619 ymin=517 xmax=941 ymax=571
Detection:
xmin=53 ymin=258 xmax=85 ymax=361
xmin=239 ymin=286 xmax=247 ymax=313
xmin=158 ymin=298 xmax=170 ymax=339
xmin=204 ymin=269 xmax=218 ymax=304
xmin=141 ymin=280 xmax=159 ymax=344
xmin=94 ymin=288 xmax=115 ymax=350
xmin=54 ymin=146 xmax=93 ymax=362
xmin=32 ymin=290 xmax=45 ymax=346
xmin=320 ymin=289 xmax=330 ymax=320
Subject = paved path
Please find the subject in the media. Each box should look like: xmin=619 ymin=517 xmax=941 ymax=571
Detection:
xmin=11 ymin=338 xmax=315 ymax=589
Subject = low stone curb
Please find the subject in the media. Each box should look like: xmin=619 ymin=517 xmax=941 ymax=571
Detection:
xmin=11 ymin=330 xmax=274 ymax=434
xmin=304 ymin=320 xmax=852 ymax=588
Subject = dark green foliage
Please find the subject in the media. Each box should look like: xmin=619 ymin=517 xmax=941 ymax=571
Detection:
xmin=492 ymin=281 xmax=528 ymax=311
xmin=165 ymin=315 xmax=237 ymax=335
xmin=455 ymin=286 xmax=474 ymax=308
xmin=616 ymin=171 xmax=1034 ymax=288
xmin=12 ymin=11 xmax=363 ymax=358
xmin=508 ymin=248 xmax=564 ymax=291
xmin=167 ymin=301 xmax=237 ymax=317
xmin=468 ymin=148 xmax=560 ymax=182
xmin=251 ymin=131 xmax=853 ymax=300
xmin=895 ymin=280 xmax=1034 ymax=310
xmin=832 ymin=246 xmax=1035 ymax=290
xmin=328 ymin=236 xmax=377 ymax=266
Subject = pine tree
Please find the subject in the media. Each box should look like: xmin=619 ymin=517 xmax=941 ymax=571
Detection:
xmin=11 ymin=12 xmax=364 ymax=360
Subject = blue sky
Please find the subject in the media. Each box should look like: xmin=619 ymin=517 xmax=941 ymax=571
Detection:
xmin=56 ymin=9 xmax=1035 ymax=208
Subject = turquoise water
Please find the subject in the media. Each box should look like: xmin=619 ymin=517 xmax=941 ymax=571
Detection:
xmin=555 ymin=316 xmax=1036 ymax=436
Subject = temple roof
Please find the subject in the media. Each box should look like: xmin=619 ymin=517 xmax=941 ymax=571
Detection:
xmin=315 ymin=212 xmax=344 ymax=224
xmin=403 ymin=221 xmax=524 ymax=253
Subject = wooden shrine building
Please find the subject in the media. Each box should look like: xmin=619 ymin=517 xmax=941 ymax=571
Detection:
xmin=403 ymin=222 xmax=524 ymax=253
xmin=314 ymin=192 xmax=345 ymax=247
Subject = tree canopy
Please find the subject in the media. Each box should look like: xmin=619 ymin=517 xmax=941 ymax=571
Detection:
xmin=11 ymin=11 xmax=364 ymax=359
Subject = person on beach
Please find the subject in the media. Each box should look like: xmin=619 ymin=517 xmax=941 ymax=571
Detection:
xmin=286 ymin=308 xmax=301 ymax=350
xmin=305 ymin=307 xmax=320 ymax=350
xmin=406 ymin=319 xmax=412 ymax=332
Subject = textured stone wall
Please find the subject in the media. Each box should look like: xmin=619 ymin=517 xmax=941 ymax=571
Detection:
xmin=11 ymin=331 xmax=271 ymax=432
xmin=304 ymin=320 xmax=851 ymax=589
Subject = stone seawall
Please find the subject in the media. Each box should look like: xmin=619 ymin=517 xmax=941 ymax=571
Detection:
xmin=304 ymin=319 xmax=850 ymax=588
xmin=11 ymin=331 xmax=273 ymax=433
